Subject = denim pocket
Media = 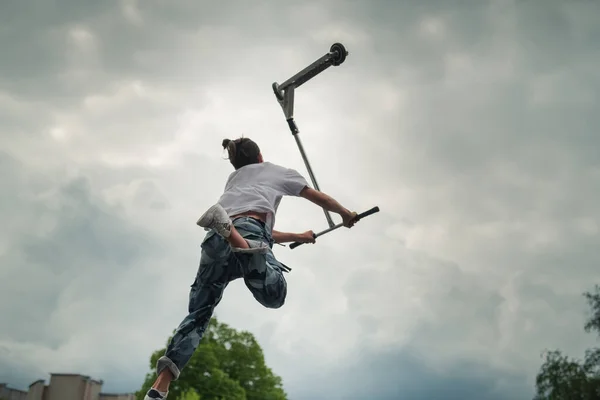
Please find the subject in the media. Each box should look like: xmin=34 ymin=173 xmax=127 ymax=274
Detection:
xmin=234 ymin=218 xmax=268 ymax=242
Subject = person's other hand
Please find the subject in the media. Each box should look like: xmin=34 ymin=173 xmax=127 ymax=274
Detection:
xmin=297 ymin=230 xmax=316 ymax=243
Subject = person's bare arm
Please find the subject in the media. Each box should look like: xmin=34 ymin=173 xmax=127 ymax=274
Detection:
xmin=299 ymin=187 xmax=357 ymax=227
xmin=272 ymin=229 xmax=315 ymax=244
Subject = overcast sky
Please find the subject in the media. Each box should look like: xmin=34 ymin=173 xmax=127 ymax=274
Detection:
xmin=1 ymin=0 xmax=599 ymax=399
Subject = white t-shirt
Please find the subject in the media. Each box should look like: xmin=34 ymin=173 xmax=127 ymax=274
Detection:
xmin=217 ymin=161 xmax=309 ymax=232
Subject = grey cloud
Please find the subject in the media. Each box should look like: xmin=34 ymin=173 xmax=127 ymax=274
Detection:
xmin=284 ymin=342 xmax=530 ymax=400
xmin=131 ymin=180 xmax=169 ymax=210
xmin=0 ymin=0 xmax=113 ymax=101
xmin=1 ymin=0 xmax=600 ymax=399
xmin=0 ymin=0 xmax=349 ymax=103
xmin=20 ymin=177 xmax=159 ymax=272
xmin=0 ymin=150 xmax=182 ymax=395
xmin=0 ymin=354 xmax=46 ymax=393
xmin=0 ymin=170 xmax=161 ymax=346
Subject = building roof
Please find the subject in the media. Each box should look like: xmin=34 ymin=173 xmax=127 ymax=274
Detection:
xmin=50 ymin=373 xmax=88 ymax=377
xmin=28 ymin=379 xmax=46 ymax=387
xmin=0 ymin=384 xmax=27 ymax=394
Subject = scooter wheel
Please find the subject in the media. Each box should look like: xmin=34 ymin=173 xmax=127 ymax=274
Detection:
xmin=330 ymin=43 xmax=348 ymax=66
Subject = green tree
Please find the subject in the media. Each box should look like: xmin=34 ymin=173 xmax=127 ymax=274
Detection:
xmin=136 ymin=317 xmax=287 ymax=400
xmin=178 ymin=389 xmax=202 ymax=400
xmin=534 ymin=285 xmax=600 ymax=399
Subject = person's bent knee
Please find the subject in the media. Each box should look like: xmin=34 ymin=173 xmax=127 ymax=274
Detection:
xmin=262 ymin=299 xmax=285 ymax=309
xmin=265 ymin=297 xmax=285 ymax=309
xmin=259 ymin=287 xmax=287 ymax=309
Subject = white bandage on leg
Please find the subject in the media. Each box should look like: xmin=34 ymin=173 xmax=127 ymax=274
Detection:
xmin=231 ymin=239 xmax=269 ymax=254
xmin=156 ymin=356 xmax=181 ymax=381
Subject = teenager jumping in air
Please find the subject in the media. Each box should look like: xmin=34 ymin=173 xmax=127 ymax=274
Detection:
xmin=144 ymin=137 xmax=358 ymax=400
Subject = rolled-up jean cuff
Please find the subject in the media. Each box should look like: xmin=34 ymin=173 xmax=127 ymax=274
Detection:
xmin=156 ymin=356 xmax=181 ymax=381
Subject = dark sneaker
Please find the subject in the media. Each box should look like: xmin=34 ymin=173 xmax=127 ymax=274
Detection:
xmin=144 ymin=388 xmax=168 ymax=399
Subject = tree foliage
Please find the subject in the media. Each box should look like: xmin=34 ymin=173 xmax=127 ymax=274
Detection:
xmin=534 ymin=285 xmax=600 ymax=400
xmin=584 ymin=288 xmax=600 ymax=336
xmin=178 ymin=389 xmax=202 ymax=400
xmin=136 ymin=317 xmax=287 ymax=400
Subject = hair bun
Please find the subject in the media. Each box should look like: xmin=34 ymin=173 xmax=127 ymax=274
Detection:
xmin=222 ymin=139 xmax=231 ymax=149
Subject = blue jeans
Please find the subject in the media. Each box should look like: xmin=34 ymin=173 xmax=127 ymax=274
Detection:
xmin=156 ymin=217 xmax=288 ymax=379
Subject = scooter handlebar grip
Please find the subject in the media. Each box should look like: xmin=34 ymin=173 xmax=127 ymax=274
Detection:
xmin=289 ymin=232 xmax=316 ymax=250
xmin=356 ymin=206 xmax=380 ymax=221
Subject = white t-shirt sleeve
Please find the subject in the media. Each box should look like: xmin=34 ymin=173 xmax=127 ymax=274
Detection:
xmin=281 ymin=168 xmax=309 ymax=196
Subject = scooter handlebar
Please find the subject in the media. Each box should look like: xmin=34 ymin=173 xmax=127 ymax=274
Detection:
xmin=273 ymin=43 xmax=348 ymax=97
xmin=289 ymin=206 xmax=380 ymax=249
